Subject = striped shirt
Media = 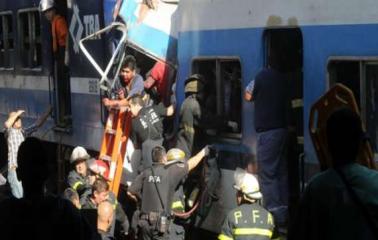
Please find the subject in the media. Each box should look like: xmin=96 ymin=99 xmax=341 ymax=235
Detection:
xmin=4 ymin=124 xmax=37 ymax=168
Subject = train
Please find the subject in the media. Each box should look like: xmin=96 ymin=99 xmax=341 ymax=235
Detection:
xmin=1 ymin=0 xmax=377 ymax=236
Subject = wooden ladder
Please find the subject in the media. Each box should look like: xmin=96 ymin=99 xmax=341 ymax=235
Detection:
xmin=98 ymin=108 xmax=132 ymax=196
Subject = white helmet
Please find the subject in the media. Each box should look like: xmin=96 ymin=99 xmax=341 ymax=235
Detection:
xmin=70 ymin=146 xmax=90 ymax=164
xmin=39 ymin=0 xmax=54 ymax=12
xmin=233 ymin=168 xmax=262 ymax=200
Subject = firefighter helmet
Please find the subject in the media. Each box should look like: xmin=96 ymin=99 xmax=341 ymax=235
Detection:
xmin=233 ymin=168 xmax=262 ymax=200
xmin=39 ymin=0 xmax=55 ymax=12
xmin=70 ymin=146 xmax=90 ymax=164
xmin=184 ymin=74 xmax=205 ymax=93
xmin=167 ymin=148 xmax=186 ymax=162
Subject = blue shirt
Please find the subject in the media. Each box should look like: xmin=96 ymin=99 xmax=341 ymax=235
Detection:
xmin=249 ymin=68 xmax=288 ymax=132
xmin=112 ymin=73 xmax=144 ymax=99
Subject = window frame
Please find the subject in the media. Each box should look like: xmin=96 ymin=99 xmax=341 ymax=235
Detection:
xmin=327 ymin=56 xmax=378 ymax=159
xmin=0 ymin=11 xmax=14 ymax=70
xmin=17 ymin=7 xmax=42 ymax=72
xmin=191 ymin=56 xmax=243 ymax=141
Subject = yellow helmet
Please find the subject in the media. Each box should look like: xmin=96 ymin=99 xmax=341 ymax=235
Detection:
xmin=184 ymin=74 xmax=204 ymax=93
xmin=167 ymin=148 xmax=186 ymax=162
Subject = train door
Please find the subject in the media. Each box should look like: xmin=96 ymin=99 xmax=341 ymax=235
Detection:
xmin=328 ymin=59 xmax=378 ymax=160
xmin=263 ymin=28 xmax=304 ymax=215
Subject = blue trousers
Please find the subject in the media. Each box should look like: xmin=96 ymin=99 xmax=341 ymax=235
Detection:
xmin=7 ymin=168 xmax=23 ymax=199
xmin=257 ymin=128 xmax=289 ymax=227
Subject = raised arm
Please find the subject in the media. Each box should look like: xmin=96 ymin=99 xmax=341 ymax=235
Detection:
xmin=4 ymin=110 xmax=24 ymax=129
xmin=187 ymin=146 xmax=209 ymax=172
xmin=34 ymin=106 xmax=53 ymax=128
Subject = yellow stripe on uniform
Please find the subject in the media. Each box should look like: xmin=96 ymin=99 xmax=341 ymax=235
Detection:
xmin=171 ymin=201 xmax=185 ymax=211
xmin=233 ymin=228 xmax=273 ymax=237
xmin=72 ymin=181 xmax=83 ymax=190
xmin=218 ymin=233 xmax=233 ymax=240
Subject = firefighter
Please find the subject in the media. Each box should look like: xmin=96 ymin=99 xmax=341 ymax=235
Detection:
xmin=166 ymin=148 xmax=187 ymax=240
xmin=67 ymin=146 xmax=96 ymax=205
xmin=128 ymin=145 xmax=209 ymax=240
xmin=176 ymin=74 xmax=237 ymax=157
xmin=218 ymin=168 xmax=275 ymax=240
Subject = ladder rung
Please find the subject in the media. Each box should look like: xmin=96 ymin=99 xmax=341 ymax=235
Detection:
xmin=105 ymin=128 xmax=116 ymax=135
xmin=99 ymin=155 xmax=112 ymax=162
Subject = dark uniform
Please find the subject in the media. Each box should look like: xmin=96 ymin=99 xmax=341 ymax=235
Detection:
xmin=82 ymin=192 xmax=129 ymax=237
xmin=131 ymin=103 xmax=169 ymax=170
xmin=219 ymin=203 xmax=275 ymax=240
xmin=67 ymin=170 xmax=93 ymax=205
xmin=176 ymin=94 xmax=225 ymax=157
xmin=167 ymin=162 xmax=186 ymax=240
xmin=249 ymin=68 xmax=289 ymax=227
xmin=128 ymin=162 xmax=189 ymax=240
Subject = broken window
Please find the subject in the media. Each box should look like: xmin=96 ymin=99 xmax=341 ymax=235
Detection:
xmin=192 ymin=58 xmax=242 ymax=138
xmin=0 ymin=12 xmax=14 ymax=69
xmin=18 ymin=9 xmax=41 ymax=69
xmin=328 ymin=59 xmax=378 ymax=155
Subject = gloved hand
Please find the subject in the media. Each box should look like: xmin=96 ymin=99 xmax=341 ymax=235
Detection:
xmin=227 ymin=121 xmax=238 ymax=132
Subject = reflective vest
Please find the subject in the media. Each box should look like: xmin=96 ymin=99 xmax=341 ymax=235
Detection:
xmin=218 ymin=203 xmax=275 ymax=240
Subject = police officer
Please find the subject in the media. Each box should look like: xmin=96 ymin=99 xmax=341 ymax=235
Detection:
xmin=128 ymin=94 xmax=174 ymax=171
xmin=128 ymin=145 xmax=209 ymax=240
xmin=176 ymin=74 xmax=237 ymax=157
xmin=67 ymin=146 xmax=96 ymax=205
xmin=166 ymin=148 xmax=187 ymax=240
xmin=218 ymin=168 xmax=275 ymax=240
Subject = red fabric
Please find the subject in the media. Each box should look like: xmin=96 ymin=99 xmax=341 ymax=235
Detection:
xmin=93 ymin=160 xmax=110 ymax=179
xmin=52 ymin=15 xmax=68 ymax=53
xmin=149 ymin=61 xmax=172 ymax=102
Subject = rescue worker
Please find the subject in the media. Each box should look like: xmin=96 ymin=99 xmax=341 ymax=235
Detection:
xmin=103 ymin=55 xmax=144 ymax=108
xmin=63 ymin=187 xmax=81 ymax=209
xmin=82 ymin=178 xmax=129 ymax=238
xmin=166 ymin=148 xmax=187 ymax=240
xmin=219 ymin=168 xmax=275 ymax=240
xmin=128 ymin=94 xmax=174 ymax=170
xmin=40 ymin=0 xmax=71 ymax=127
xmin=67 ymin=146 xmax=96 ymax=205
xmin=176 ymin=74 xmax=237 ymax=157
xmin=128 ymin=145 xmax=210 ymax=240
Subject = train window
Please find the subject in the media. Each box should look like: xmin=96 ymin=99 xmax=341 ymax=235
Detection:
xmin=192 ymin=58 xmax=242 ymax=139
xmin=328 ymin=59 xmax=378 ymax=157
xmin=18 ymin=9 xmax=41 ymax=69
xmin=0 ymin=12 xmax=14 ymax=69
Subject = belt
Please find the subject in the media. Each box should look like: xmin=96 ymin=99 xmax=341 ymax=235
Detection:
xmin=140 ymin=212 xmax=172 ymax=222
xmin=140 ymin=212 xmax=160 ymax=222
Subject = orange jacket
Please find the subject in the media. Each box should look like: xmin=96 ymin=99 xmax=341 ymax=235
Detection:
xmin=52 ymin=15 xmax=68 ymax=53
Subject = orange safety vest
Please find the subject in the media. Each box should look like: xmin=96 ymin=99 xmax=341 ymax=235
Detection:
xmin=52 ymin=15 xmax=68 ymax=53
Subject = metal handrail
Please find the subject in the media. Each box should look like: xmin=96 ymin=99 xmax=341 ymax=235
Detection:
xmin=79 ymin=22 xmax=128 ymax=92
